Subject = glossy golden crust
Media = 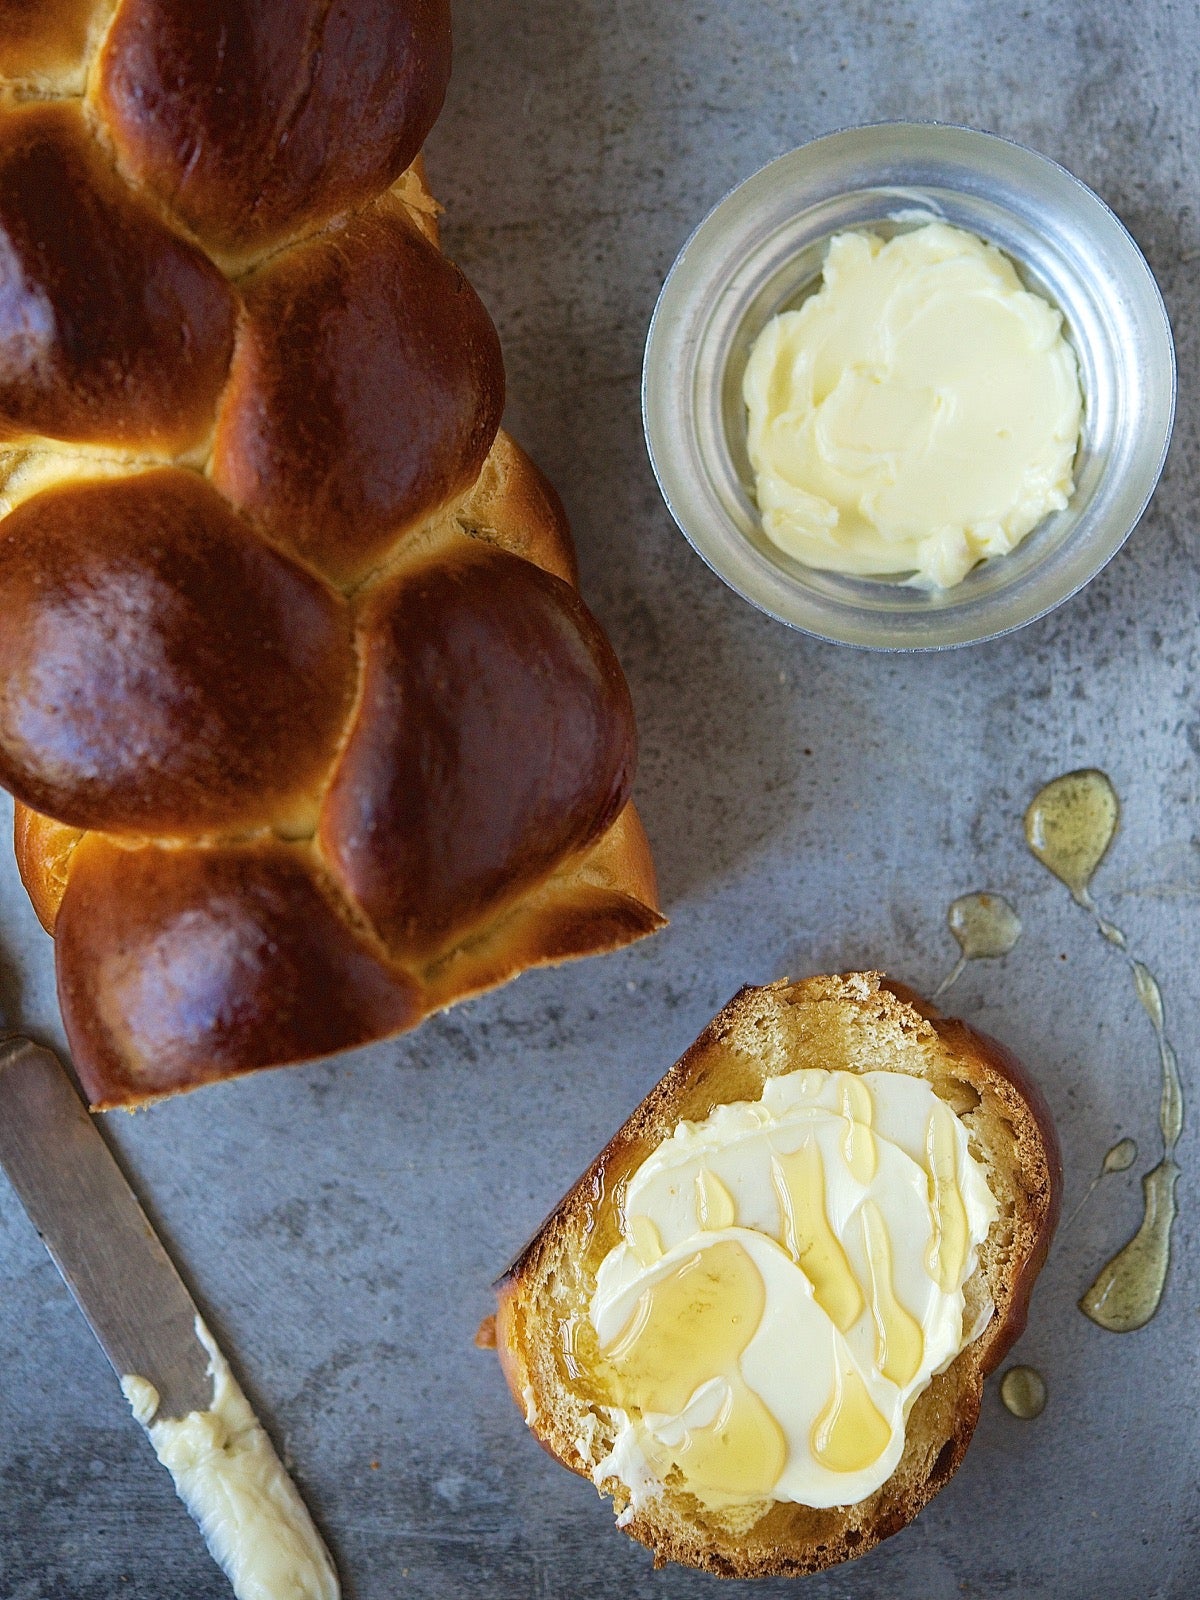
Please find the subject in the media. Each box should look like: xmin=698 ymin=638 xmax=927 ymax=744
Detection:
xmin=21 ymin=798 xmax=662 ymax=1107
xmin=0 ymin=470 xmax=355 ymax=836
xmin=456 ymin=432 xmax=578 ymax=587
xmin=0 ymin=103 xmax=237 ymax=452
xmin=494 ymin=974 xmax=1060 ymax=1578
xmin=0 ymin=0 xmax=108 ymax=89
xmin=211 ymin=199 xmax=504 ymax=584
xmin=321 ymin=544 xmax=636 ymax=959
xmin=56 ymin=835 xmax=423 ymax=1107
xmin=94 ymin=0 xmax=452 ymax=258
xmin=12 ymin=804 xmax=83 ymax=935
xmin=1 ymin=6 xmax=661 ymax=1105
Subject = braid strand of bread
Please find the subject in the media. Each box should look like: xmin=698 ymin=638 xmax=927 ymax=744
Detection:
xmin=0 ymin=0 xmax=662 ymax=1108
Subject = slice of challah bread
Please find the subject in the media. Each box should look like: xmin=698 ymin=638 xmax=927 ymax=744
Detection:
xmin=493 ymin=973 xmax=1060 ymax=1577
xmin=0 ymin=3 xmax=661 ymax=1107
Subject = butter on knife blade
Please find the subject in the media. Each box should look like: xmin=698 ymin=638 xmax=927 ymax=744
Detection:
xmin=0 ymin=1035 xmax=340 ymax=1600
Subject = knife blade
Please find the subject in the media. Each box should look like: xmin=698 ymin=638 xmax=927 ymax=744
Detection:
xmin=0 ymin=1032 xmax=342 ymax=1600
xmin=0 ymin=1033 xmax=212 ymax=1418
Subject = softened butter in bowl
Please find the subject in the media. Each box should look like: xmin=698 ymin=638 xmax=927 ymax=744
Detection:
xmin=743 ymin=223 xmax=1083 ymax=590
xmin=642 ymin=123 xmax=1175 ymax=650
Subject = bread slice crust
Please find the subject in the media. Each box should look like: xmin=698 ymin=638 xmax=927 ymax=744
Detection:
xmin=494 ymin=973 xmax=1061 ymax=1577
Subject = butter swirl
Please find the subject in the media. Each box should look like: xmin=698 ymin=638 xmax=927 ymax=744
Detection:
xmin=743 ymin=222 xmax=1082 ymax=589
xmin=589 ymin=1068 xmax=997 ymax=1514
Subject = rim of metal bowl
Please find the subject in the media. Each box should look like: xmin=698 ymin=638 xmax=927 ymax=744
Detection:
xmin=642 ymin=121 xmax=1177 ymax=651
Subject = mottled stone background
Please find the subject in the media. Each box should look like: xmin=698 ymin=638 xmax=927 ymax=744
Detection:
xmin=1 ymin=2 xmax=1198 ymax=1596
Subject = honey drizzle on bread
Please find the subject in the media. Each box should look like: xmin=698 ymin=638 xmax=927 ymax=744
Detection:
xmin=0 ymin=3 xmax=662 ymax=1106
xmin=494 ymin=974 xmax=1060 ymax=1576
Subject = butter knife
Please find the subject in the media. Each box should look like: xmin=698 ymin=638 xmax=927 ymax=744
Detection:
xmin=0 ymin=1033 xmax=340 ymax=1600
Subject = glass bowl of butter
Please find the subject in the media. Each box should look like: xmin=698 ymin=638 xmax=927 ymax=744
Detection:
xmin=643 ymin=122 xmax=1175 ymax=649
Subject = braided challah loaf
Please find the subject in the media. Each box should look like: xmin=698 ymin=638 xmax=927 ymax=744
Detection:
xmin=0 ymin=1 xmax=661 ymax=1108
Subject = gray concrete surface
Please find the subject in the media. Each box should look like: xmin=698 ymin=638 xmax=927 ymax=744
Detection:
xmin=2 ymin=2 xmax=1199 ymax=1595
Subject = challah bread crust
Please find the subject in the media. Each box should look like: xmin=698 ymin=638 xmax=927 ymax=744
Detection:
xmin=1 ymin=4 xmax=661 ymax=1105
xmin=420 ymin=803 xmax=660 ymax=1015
xmin=9 ymin=423 xmax=591 ymax=948
xmin=0 ymin=0 xmax=110 ymax=94
xmin=320 ymin=542 xmax=637 ymax=961
xmin=25 ymin=802 xmax=660 ymax=1109
xmin=0 ymin=99 xmax=237 ymax=453
xmin=494 ymin=973 xmax=1060 ymax=1577
xmin=13 ymin=805 xmax=83 ymax=935
xmin=94 ymin=0 xmax=453 ymax=262
xmin=211 ymin=195 xmax=505 ymax=585
xmin=0 ymin=468 xmax=356 ymax=836
xmin=55 ymin=834 xmax=424 ymax=1102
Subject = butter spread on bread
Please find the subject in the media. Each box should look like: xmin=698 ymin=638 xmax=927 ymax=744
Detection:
xmin=589 ymin=1067 xmax=997 ymax=1517
xmin=0 ymin=2 xmax=662 ymax=1107
xmin=494 ymin=974 xmax=1060 ymax=1576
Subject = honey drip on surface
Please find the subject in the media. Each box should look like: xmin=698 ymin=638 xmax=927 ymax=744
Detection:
xmin=810 ymin=1356 xmax=891 ymax=1473
xmin=934 ymin=891 xmax=1023 ymax=996
xmin=1133 ymin=963 xmax=1185 ymax=1154
xmin=695 ymin=1168 xmax=736 ymax=1231
xmin=771 ymin=1141 xmax=864 ymax=1331
xmin=1102 ymin=1136 xmax=1139 ymax=1174
xmin=924 ymin=1102 xmax=969 ymax=1292
xmin=1078 ymin=1160 xmax=1180 ymax=1332
xmin=1024 ymin=769 xmax=1120 ymax=907
xmin=602 ymin=1242 xmax=786 ymax=1498
xmin=1063 ymin=1137 xmax=1138 ymax=1230
xmin=861 ymin=1200 xmax=924 ymax=1387
xmin=1024 ymin=769 xmax=1184 ymax=1332
xmin=839 ymin=1075 xmax=877 ymax=1183
xmin=999 ymin=1365 xmax=1047 ymax=1419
